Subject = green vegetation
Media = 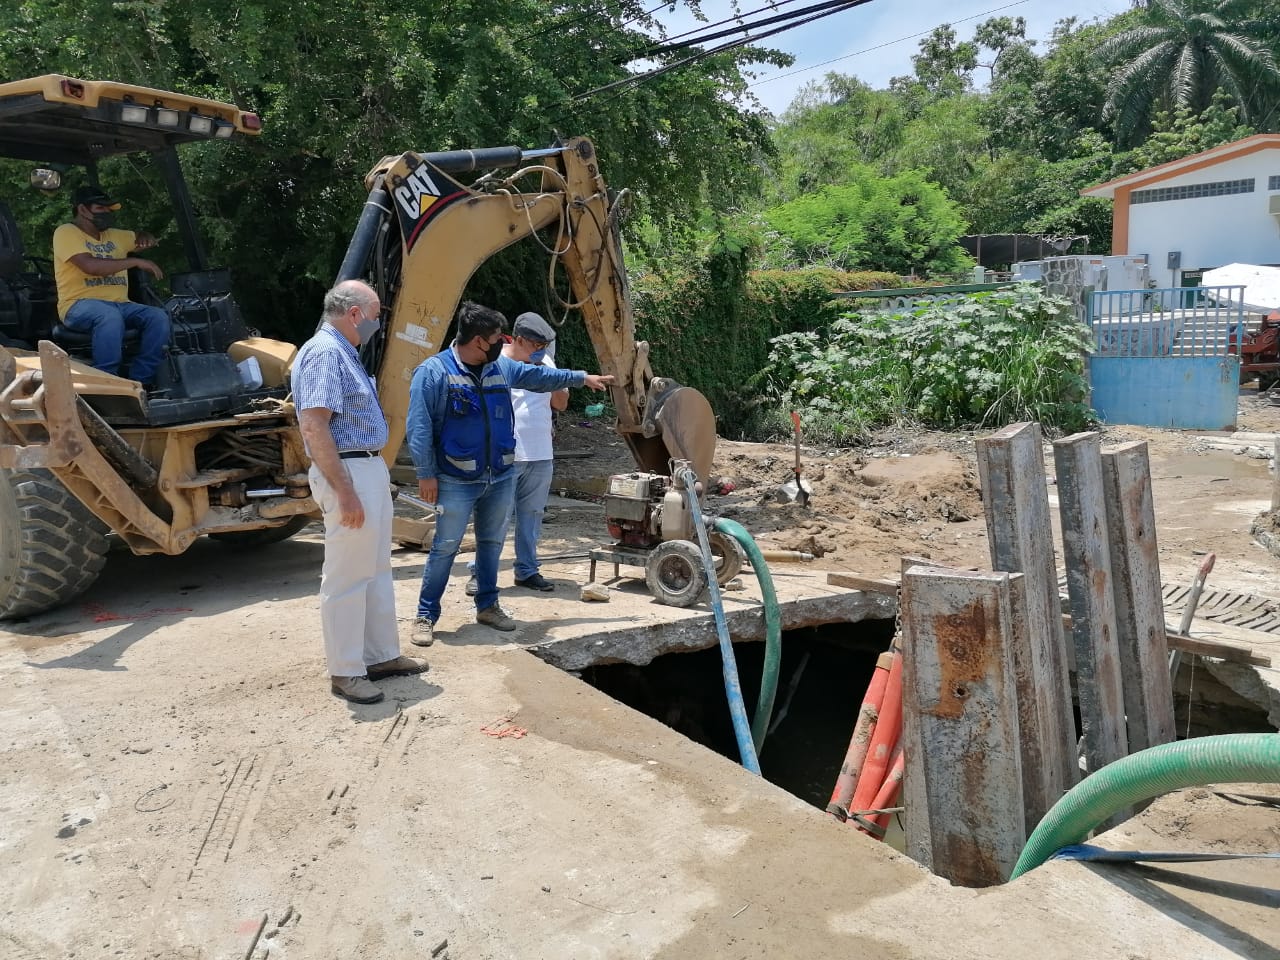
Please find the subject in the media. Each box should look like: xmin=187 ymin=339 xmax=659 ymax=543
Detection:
xmin=4 ymin=0 xmax=1280 ymax=438
xmin=758 ymin=285 xmax=1094 ymax=441
xmin=761 ymin=169 xmax=972 ymax=276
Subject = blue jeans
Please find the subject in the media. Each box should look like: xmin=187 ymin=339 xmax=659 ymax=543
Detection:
xmin=63 ymin=299 xmax=170 ymax=382
xmin=468 ymin=459 xmax=555 ymax=581
xmin=417 ymin=473 xmax=515 ymax=621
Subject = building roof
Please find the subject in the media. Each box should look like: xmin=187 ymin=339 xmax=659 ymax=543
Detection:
xmin=1080 ymin=133 xmax=1280 ymax=199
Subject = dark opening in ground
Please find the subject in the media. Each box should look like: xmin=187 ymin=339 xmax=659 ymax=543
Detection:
xmin=580 ymin=619 xmax=896 ymax=808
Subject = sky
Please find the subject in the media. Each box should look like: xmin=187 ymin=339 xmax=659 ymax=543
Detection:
xmin=649 ymin=0 xmax=1133 ymax=115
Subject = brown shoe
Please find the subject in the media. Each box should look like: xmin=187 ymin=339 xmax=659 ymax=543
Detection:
xmin=331 ymin=675 xmax=384 ymax=704
xmin=367 ymin=655 xmax=429 ymax=681
xmin=410 ymin=617 xmax=435 ymax=647
xmin=476 ymin=603 xmax=519 ymax=632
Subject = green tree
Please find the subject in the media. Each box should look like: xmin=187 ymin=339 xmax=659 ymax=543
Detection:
xmin=889 ymin=24 xmax=978 ymax=117
xmin=0 ymin=0 xmax=785 ymax=340
xmin=1098 ymin=0 xmax=1280 ymax=145
xmin=768 ymin=74 xmax=904 ymax=200
xmin=761 ymin=167 xmax=971 ymax=276
xmin=1127 ymin=89 xmax=1255 ymax=167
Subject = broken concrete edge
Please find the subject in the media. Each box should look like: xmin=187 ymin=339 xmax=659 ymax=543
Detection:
xmin=1203 ymin=658 xmax=1280 ymax=730
xmin=527 ymin=590 xmax=898 ymax=672
xmin=1251 ymin=515 xmax=1280 ymax=559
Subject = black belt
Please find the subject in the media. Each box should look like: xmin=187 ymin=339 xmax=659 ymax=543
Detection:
xmin=339 ymin=450 xmax=379 ymax=459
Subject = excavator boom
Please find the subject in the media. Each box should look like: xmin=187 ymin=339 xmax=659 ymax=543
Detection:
xmin=339 ymin=137 xmax=715 ymax=484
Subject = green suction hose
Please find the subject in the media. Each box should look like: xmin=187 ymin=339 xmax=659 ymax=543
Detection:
xmin=1012 ymin=733 xmax=1280 ymax=879
xmin=713 ymin=518 xmax=782 ymax=755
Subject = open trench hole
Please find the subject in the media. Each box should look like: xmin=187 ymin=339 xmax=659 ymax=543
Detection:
xmin=579 ymin=619 xmax=897 ymax=811
xmin=571 ymin=617 xmax=1275 ymax=833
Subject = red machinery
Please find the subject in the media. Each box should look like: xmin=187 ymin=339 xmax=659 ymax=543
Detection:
xmin=1230 ymin=310 xmax=1280 ymax=387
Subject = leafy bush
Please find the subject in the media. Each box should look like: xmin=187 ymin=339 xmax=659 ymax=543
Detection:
xmin=760 ymin=166 xmax=973 ymax=275
xmin=758 ymin=283 xmax=1094 ymax=439
xmin=554 ymin=256 xmax=897 ymax=434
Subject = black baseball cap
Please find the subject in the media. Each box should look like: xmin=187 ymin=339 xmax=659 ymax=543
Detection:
xmin=70 ymin=186 xmax=121 ymax=213
xmin=512 ymin=312 xmax=555 ymax=344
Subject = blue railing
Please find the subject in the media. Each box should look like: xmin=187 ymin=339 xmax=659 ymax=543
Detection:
xmin=1086 ymin=286 xmax=1246 ymax=358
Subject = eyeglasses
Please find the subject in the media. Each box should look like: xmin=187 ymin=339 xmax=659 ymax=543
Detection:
xmin=527 ymin=339 xmax=549 ymax=351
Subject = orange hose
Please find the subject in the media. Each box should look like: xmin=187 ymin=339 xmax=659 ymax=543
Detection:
xmin=826 ymin=650 xmax=893 ymax=820
xmin=858 ymin=745 xmax=905 ymax=838
xmin=849 ymin=651 xmax=903 ymax=819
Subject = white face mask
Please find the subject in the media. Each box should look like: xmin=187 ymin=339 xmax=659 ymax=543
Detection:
xmin=355 ymin=309 xmax=380 ymax=345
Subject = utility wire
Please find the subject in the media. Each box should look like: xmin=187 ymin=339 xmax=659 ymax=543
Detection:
xmin=747 ymin=0 xmax=1030 ymax=87
xmin=637 ymin=0 xmax=853 ymax=59
xmin=576 ymin=0 xmax=873 ymax=101
xmin=647 ymin=0 xmax=810 ymax=49
xmin=513 ymin=0 xmax=674 ymax=45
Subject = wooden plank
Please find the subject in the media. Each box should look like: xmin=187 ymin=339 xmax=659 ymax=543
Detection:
xmin=1167 ymin=632 xmax=1272 ymax=667
xmin=1004 ymin=572 xmax=1048 ymax=839
xmin=976 ymin=422 xmax=1077 ymax=808
xmin=826 ymin=572 xmax=899 ymax=595
xmin=1273 ymin=437 xmax=1280 ymax=513
xmin=1053 ymin=431 xmax=1127 ymax=773
xmin=1102 ymin=441 xmax=1176 ymax=752
xmin=1061 ymin=615 xmax=1271 ymax=667
xmin=900 ymin=566 xmax=1026 ymax=887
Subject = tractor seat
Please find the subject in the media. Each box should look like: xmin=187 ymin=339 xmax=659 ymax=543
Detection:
xmin=51 ymin=323 xmax=142 ymax=348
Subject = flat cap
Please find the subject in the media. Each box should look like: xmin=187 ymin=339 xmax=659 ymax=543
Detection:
xmin=512 ymin=311 xmax=555 ymax=344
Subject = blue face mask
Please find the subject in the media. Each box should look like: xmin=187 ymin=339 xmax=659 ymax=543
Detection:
xmin=529 ymin=349 xmax=545 ymax=364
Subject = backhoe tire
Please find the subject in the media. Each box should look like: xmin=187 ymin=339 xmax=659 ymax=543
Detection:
xmin=0 ymin=469 xmax=110 ymax=619
xmin=209 ymin=515 xmax=313 ymax=549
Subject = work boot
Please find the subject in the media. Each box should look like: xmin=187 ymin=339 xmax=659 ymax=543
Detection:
xmin=330 ymin=675 xmax=384 ymax=704
xmin=514 ymin=573 xmax=555 ymax=592
xmin=410 ymin=617 xmax=435 ymax=647
xmin=476 ymin=603 xmax=519 ymax=632
xmin=367 ymin=655 xmax=429 ymax=681
xmin=465 ymin=575 xmax=478 ymax=597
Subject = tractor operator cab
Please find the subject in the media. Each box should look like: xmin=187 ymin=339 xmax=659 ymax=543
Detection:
xmin=0 ymin=75 xmax=288 ymax=427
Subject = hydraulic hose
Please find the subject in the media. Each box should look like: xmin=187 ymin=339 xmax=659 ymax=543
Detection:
xmin=677 ymin=467 xmax=761 ymax=775
xmin=713 ymin=517 xmax=782 ymax=754
xmin=1012 ymin=733 xmax=1280 ymax=879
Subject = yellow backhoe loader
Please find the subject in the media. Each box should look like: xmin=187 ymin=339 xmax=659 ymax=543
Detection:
xmin=0 ymin=76 xmax=727 ymax=619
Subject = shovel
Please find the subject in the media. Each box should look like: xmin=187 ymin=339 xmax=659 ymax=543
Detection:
xmin=779 ymin=410 xmax=813 ymax=506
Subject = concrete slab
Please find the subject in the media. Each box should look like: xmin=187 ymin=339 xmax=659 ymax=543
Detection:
xmin=2 ymin=535 xmax=1276 ymax=958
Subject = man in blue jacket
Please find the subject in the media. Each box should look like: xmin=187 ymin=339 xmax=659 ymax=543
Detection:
xmin=406 ymin=301 xmax=614 ymax=646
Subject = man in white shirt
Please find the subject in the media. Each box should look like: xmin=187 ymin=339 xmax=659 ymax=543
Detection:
xmin=467 ymin=311 xmax=567 ymax=594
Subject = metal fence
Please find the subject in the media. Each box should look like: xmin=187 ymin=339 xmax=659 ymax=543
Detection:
xmin=1086 ymin=285 xmax=1246 ymax=358
xmin=836 ymin=282 xmax=1019 ymax=315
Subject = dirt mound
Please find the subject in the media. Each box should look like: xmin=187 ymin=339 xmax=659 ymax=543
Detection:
xmin=548 ymin=420 xmax=987 ymax=577
xmin=708 ymin=442 xmax=981 ymax=569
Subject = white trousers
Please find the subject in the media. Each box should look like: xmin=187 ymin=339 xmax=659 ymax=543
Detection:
xmin=310 ymin=457 xmax=400 ymax=677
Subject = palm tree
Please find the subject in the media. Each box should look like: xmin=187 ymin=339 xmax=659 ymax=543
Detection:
xmin=1099 ymin=0 xmax=1280 ymax=144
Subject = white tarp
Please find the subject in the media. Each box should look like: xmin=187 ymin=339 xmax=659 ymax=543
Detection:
xmin=1202 ymin=263 xmax=1280 ymax=313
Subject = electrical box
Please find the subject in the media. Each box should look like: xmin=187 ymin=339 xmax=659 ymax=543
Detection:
xmin=1167 ymin=251 xmax=1182 ymax=270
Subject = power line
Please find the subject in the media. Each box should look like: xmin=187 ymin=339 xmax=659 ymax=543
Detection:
xmin=513 ymin=0 xmax=674 ymax=45
xmin=576 ymin=0 xmax=874 ymax=101
xmin=646 ymin=0 xmax=812 ymax=50
xmin=638 ymin=0 xmax=854 ymax=60
xmin=747 ymin=0 xmax=1030 ymax=88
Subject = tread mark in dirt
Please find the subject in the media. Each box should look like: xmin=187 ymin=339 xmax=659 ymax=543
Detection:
xmin=188 ymin=754 xmax=263 ymax=879
xmin=373 ymin=709 xmax=408 ymax=769
xmin=331 ymin=710 xmax=410 ymax=818
xmin=327 ymin=783 xmax=350 ymax=817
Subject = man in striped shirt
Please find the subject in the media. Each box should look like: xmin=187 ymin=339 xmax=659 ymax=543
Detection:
xmin=294 ymin=280 xmax=427 ymax=704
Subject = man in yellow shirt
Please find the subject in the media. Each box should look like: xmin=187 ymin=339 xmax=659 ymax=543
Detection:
xmin=53 ymin=186 xmax=170 ymax=384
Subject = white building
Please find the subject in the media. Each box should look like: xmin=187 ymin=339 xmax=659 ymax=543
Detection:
xmin=1081 ymin=134 xmax=1280 ymax=289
